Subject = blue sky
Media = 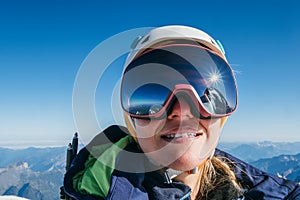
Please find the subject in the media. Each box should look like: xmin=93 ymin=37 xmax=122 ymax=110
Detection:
xmin=0 ymin=0 xmax=300 ymax=146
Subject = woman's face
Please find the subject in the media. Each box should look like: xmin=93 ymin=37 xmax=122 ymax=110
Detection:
xmin=134 ymin=96 xmax=224 ymax=171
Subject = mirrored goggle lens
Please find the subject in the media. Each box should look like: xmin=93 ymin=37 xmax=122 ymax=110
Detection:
xmin=121 ymin=45 xmax=237 ymax=117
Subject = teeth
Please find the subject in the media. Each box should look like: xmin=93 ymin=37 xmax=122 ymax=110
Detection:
xmin=164 ymin=133 xmax=197 ymax=139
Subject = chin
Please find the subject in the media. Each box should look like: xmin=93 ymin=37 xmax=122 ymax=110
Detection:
xmin=167 ymin=155 xmax=206 ymax=171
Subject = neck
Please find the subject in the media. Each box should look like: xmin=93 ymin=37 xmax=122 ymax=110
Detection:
xmin=172 ymin=160 xmax=207 ymax=200
xmin=173 ymin=170 xmax=202 ymax=200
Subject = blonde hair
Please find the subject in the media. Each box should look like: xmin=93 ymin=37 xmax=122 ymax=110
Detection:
xmin=196 ymin=156 xmax=243 ymax=200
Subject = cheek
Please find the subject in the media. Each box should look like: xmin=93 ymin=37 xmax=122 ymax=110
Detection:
xmin=188 ymin=119 xmax=223 ymax=163
xmin=134 ymin=119 xmax=166 ymax=139
xmin=134 ymin=119 xmax=167 ymax=155
xmin=200 ymin=118 xmax=223 ymax=137
xmin=136 ymin=137 xmax=153 ymax=154
xmin=134 ymin=124 xmax=158 ymax=155
xmin=200 ymin=119 xmax=223 ymax=150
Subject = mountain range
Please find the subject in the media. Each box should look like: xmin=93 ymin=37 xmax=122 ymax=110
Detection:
xmin=0 ymin=147 xmax=66 ymax=200
xmin=0 ymin=141 xmax=299 ymax=199
xmin=251 ymin=153 xmax=300 ymax=182
xmin=217 ymin=141 xmax=300 ymax=162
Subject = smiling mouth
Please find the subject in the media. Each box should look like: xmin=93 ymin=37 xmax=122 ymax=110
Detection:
xmin=161 ymin=132 xmax=200 ymax=139
xmin=161 ymin=132 xmax=203 ymax=142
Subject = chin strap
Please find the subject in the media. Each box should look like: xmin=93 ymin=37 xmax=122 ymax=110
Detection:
xmin=163 ymin=167 xmax=198 ymax=184
xmin=163 ymin=168 xmax=184 ymax=184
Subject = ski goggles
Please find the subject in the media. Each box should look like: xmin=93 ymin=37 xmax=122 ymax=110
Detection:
xmin=121 ymin=44 xmax=238 ymax=119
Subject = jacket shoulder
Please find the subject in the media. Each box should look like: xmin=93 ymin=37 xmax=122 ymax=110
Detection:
xmin=215 ymin=149 xmax=300 ymax=199
xmin=63 ymin=125 xmax=131 ymax=199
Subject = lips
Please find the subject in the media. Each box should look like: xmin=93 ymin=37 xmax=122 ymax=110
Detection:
xmin=161 ymin=132 xmax=199 ymax=139
xmin=160 ymin=131 xmax=203 ymax=143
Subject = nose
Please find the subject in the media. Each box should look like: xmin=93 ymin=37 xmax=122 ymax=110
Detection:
xmin=167 ymin=96 xmax=194 ymax=120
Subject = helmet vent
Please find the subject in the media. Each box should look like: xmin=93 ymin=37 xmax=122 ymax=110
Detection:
xmin=141 ymin=35 xmax=150 ymax=44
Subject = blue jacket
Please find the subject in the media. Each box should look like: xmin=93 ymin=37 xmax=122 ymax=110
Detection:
xmin=64 ymin=125 xmax=300 ymax=200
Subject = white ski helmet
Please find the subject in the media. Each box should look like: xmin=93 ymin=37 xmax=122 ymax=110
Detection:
xmin=125 ymin=25 xmax=227 ymax=68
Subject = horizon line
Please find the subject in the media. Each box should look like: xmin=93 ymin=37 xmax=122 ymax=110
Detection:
xmin=1 ymin=140 xmax=300 ymax=150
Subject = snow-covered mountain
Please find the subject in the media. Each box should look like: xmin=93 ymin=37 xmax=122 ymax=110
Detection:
xmin=250 ymin=153 xmax=300 ymax=182
xmin=217 ymin=141 xmax=300 ymax=162
xmin=0 ymin=147 xmax=67 ymax=200
xmin=0 ymin=141 xmax=299 ymax=199
xmin=0 ymin=161 xmax=63 ymax=200
xmin=0 ymin=147 xmax=66 ymax=172
xmin=0 ymin=196 xmax=29 ymax=200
